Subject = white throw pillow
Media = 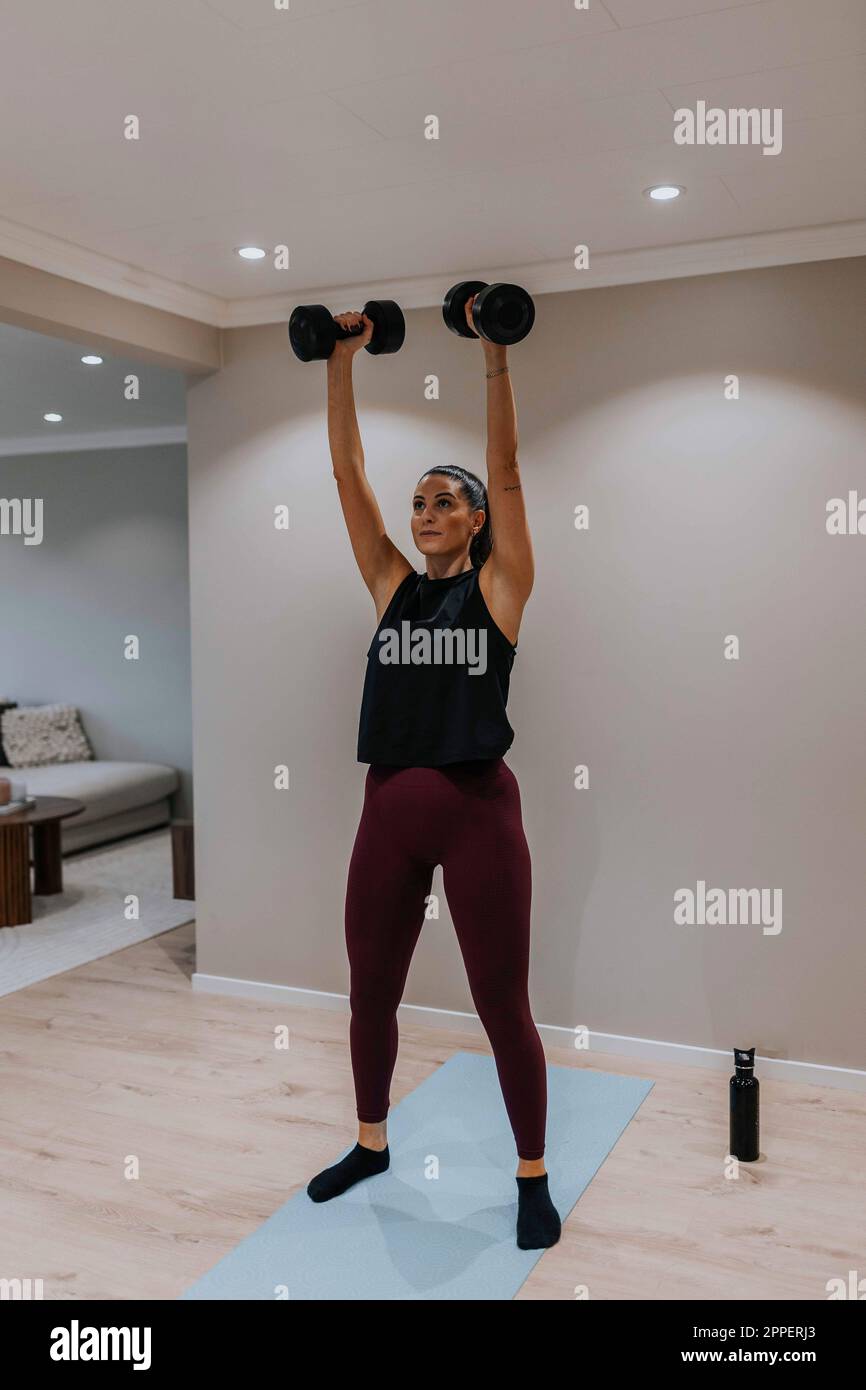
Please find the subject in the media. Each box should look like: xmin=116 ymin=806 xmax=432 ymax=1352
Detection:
xmin=1 ymin=704 xmax=94 ymax=768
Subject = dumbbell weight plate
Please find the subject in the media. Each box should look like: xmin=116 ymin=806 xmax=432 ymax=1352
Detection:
xmin=473 ymin=283 xmax=535 ymax=345
xmin=442 ymin=280 xmax=489 ymax=339
xmin=362 ymin=299 xmax=405 ymax=356
xmin=288 ymin=304 xmax=336 ymax=362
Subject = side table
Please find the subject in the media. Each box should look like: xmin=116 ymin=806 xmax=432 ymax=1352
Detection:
xmin=170 ymin=819 xmax=195 ymax=900
xmin=0 ymin=796 xmax=86 ymax=927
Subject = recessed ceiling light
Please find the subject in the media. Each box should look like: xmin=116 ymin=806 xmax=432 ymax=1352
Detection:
xmin=81 ymin=354 xmax=104 ymax=365
xmin=237 ymin=246 xmax=267 ymax=260
xmin=645 ymin=184 xmax=685 ymax=201
xmin=43 ymin=412 xmax=63 ymax=423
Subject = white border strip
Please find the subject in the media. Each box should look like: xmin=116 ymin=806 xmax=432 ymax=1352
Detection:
xmin=0 ymin=425 xmax=187 ymax=456
xmin=2 ymin=217 xmax=864 ymax=330
xmin=192 ymin=971 xmax=866 ymax=1093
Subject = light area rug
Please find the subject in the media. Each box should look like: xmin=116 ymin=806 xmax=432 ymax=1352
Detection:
xmin=0 ymin=828 xmax=194 ymax=997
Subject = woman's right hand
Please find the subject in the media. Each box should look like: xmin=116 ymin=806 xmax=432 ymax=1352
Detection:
xmin=331 ymin=310 xmax=374 ymax=359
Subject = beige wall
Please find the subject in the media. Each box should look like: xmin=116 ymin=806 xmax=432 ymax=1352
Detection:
xmin=186 ymin=257 xmax=866 ymax=1070
xmin=0 ymin=255 xmax=220 ymax=374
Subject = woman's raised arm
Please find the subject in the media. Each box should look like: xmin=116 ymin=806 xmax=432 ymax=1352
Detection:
xmin=327 ymin=313 xmax=413 ymax=621
xmin=467 ymin=297 xmax=534 ymax=643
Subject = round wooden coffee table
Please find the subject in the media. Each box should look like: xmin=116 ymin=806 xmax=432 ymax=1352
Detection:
xmin=0 ymin=796 xmax=85 ymax=927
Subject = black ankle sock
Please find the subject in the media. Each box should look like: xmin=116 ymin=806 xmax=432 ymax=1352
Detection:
xmin=516 ymin=1173 xmax=561 ymax=1250
xmin=306 ymin=1141 xmax=390 ymax=1202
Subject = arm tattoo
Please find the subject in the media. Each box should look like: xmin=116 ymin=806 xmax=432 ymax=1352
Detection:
xmin=503 ymin=482 xmax=522 ymax=492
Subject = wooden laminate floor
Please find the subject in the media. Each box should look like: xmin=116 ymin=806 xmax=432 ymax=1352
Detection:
xmin=1 ymin=921 xmax=863 ymax=1301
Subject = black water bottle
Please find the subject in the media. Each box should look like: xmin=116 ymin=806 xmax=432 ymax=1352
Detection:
xmin=729 ymin=1046 xmax=760 ymax=1161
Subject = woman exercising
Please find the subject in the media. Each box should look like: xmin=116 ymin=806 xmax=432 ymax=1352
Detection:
xmin=306 ymin=298 xmax=560 ymax=1250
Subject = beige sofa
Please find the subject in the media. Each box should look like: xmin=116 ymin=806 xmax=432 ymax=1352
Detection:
xmin=14 ymin=760 xmax=179 ymax=853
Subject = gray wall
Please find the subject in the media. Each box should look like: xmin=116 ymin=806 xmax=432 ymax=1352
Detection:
xmin=0 ymin=443 xmax=193 ymax=816
xmin=186 ymin=257 xmax=866 ymax=1070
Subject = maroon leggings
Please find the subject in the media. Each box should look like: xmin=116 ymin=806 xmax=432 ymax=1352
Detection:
xmin=344 ymin=757 xmax=547 ymax=1160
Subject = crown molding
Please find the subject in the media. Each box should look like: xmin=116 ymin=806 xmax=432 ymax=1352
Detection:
xmin=0 ymin=216 xmax=226 ymax=325
xmin=222 ymin=219 xmax=866 ymax=326
xmin=1 ymin=215 xmax=864 ymax=331
xmin=0 ymin=425 xmax=186 ymax=456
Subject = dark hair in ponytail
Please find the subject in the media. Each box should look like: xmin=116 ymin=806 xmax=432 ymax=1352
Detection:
xmin=416 ymin=465 xmax=492 ymax=569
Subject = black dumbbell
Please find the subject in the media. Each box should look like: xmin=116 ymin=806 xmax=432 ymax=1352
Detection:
xmin=288 ymin=299 xmax=405 ymax=362
xmin=442 ymin=280 xmax=535 ymax=345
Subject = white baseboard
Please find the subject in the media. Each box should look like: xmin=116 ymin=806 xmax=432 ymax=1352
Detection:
xmin=192 ymin=971 xmax=866 ymax=1093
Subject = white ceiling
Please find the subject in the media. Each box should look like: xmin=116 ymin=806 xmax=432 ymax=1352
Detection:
xmin=0 ymin=322 xmax=185 ymax=451
xmin=0 ymin=0 xmax=864 ymax=326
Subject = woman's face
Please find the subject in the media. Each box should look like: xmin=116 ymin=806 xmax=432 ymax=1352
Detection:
xmin=411 ymin=475 xmax=484 ymax=562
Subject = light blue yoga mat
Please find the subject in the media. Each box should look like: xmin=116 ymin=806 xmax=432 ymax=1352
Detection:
xmin=181 ymin=1051 xmax=653 ymax=1300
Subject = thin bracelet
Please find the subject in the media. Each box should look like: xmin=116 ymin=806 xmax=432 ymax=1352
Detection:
xmin=485 ymin=365 xmax=509 ymax=379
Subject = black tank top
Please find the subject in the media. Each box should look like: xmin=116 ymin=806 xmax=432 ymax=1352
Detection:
xmin=357 ymin=566 xmax=517 ymax=766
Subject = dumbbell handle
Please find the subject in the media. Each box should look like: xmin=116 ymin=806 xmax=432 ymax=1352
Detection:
xmin=332 ymin=318 xmax=367 ymax=342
